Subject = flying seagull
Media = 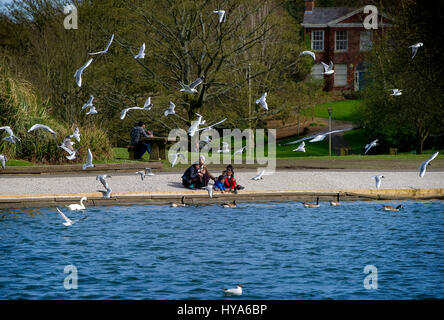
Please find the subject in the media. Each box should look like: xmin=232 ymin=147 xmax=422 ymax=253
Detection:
xmin=74 ymin=58 xmax=93 ymax=87
xmin=164 ymin=101 xmax=176 ymax=116
xmin=234 ymin=146 xmax=247 ymax=155
xmin=389 ymin=89 xmax=402 ymax=96
xmin=170 ymin=153 xmax=185 ymax=167
xmin=136 ymin=168 xmax=154 ymax=180
xmin=374 ymin=174 xmax=384 ymax=189
xmin=134 ymin=43 xmax=145 ymax=59
xmin=217 ymin=142 xmax=230 ymax=153
xmin=321 ymin=61 xmax=334 ymax=75
xmin=86 ymin=106 xmax=98 ymax=115
xmin=252 ymin=169 xmax=265 ymax=180
xmin=98 ymin=187 xmax=112 ymax=199
xmin=213 ymin=10 xmax=226 ymax=23
xmin=204 ymin=185 xmax=213 ymax=198
xmin=299 ymin=51 xmax=316 ymax=60
xmin=364 ymin=139 xmax=378 ymax=155
xmin=199 ymin=118 xmax=227 ymax=133
xmin=88 ymin=34 xmax=114 ymax=55
xmin=188 ymin=113 xmax=205 ymax=136
xmin=70 ymin=127 xmax=81 ymax=143
xmin=58 ymin=137 xmax=76 ymax=159
xmin=179 ymin=76 xmax=205 ymax=94
xmin=419 ymin=151 xmax=439 ymax=178
xmin=82 ymin=149 xmax=94 ymax=170
xmin=0 ymin=154 xmax=6 ymax=169
xmin=56 ymin=207 xmax=74 ymax=226
xmin=120 ymin=97 xmax=152 ymax=120
xmin=223 ymin=284 xmax=243 ymax=296
xmin=255 ymin=92 xmax=268 ymax=111
xmin=293 ymin=141 xmax=306 ymax=152
xmin=96 ymin=174 xmax=112 ymax=189
xmin=28 ymin=124 xmax=57 ymax=136
xmin=280 ymin=128 xmax=358 ymax=146
xmin=0 ymin=126 xmax=20 ymax=144
xmin=81 ymin=95 xmax=94 ymax=111
xmin=409 ymin=42 xmax=423 ymax=59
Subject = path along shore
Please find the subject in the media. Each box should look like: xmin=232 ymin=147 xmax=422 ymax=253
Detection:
xmin=0 ymin=169 xmax=443 ymax=208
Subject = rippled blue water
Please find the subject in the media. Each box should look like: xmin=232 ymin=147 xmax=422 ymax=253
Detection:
xmin=0 ymin=201 xmax=443 ymax=300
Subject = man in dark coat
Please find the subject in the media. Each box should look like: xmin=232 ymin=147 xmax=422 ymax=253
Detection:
xmin=181 ymin=162 xmax=202 ymax=189
xmin=130 ymin=121 xmax=153 ymax=160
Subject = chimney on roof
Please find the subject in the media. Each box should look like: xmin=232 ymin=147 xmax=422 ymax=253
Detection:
xmin=305 ymin=0 xmax=314 ymax=13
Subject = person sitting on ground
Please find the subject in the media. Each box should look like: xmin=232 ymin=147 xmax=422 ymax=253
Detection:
xmin=130 ymin=120 xmax=153 ymax=160
xmin=213 ymin=175 xmax=227 ymax=193
xmin=181 ymin=162 xmax=202 ymax=189
xmin=223 ymin=165 xmax=245 ymax=193
xmin=198 ymin=155 xmax=216 ymax=187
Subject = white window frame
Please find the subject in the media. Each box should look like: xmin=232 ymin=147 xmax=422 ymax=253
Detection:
xmin=334 ymin=64 xmax=348 ymax=87
xmin=311 ymin=30 xmax=324 ymax=52
xmin=335 ymin=30 xmax=348 ymax=52
xmin=360 ymin=30 xmax=372 ymax=51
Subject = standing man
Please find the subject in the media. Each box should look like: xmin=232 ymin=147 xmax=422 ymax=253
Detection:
xmin=130 ymin=120 xmax=153 ymax=160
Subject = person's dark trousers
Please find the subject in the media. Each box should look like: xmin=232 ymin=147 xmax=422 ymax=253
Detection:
xmin=182 ymin=178 xmax=201 ymax=189
xmin=134 ymin=142 xmax=151 ymax=159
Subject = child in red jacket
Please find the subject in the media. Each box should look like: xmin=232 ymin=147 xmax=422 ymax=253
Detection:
xmin=223 ymin=165 xmax=244 ymax=193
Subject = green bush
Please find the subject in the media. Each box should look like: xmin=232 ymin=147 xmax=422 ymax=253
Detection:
xmin=0 ymin=66 xmax=112 ymax=164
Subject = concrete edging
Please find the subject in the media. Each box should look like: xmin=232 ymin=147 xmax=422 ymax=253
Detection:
xmin=0 ymin=188 xmax=442 ymax=209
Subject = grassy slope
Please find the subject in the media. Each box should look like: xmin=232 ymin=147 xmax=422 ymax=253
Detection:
xmin=301 ymin=99 xmax=362 ymax=121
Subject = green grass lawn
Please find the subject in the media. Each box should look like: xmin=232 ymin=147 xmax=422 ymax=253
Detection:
xmin=302 ymin=99 xmax=362 ymax=122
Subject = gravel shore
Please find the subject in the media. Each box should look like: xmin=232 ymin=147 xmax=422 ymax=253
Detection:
xmin=1 ymin=169 xmax=443 ymax=195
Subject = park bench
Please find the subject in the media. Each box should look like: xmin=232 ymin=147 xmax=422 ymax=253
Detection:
xmin=128 ymin=137 xmax=175 ymax=160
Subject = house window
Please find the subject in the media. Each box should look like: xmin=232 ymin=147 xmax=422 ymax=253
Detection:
xmin=334 ymin=64 xmax=347 ymax=87
xmin=311 ymin=64 xmax=324 ymax=80
xmin=311 ymin=30 xmax=324 ymax=51
xmin=335 ymin=30 xmax=348 ymax=51
xmin=360 ymin=31 xmax=372 ymax=51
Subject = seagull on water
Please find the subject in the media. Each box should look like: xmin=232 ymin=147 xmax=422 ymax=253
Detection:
xmin=96 ymin=174 xmax=112 ymax=190
xmin=28 ymin=124 xmax=57 ymax=136
xmin=164 ymin=101 xmax=176 ymax=116
xmin=0 ymin=154 xmax=6 ymax=169
xmin=82 ymin=149 xmax=94 ymax=170
xmin=299 ymin=50 xmax=316 ymax=60
xmin=88 ymin=34 xmax=114 ymax=55
xmin=293 ymin=141 xmax=306 ymax=152
xmin=255 ymin=92 xmax=268 ymax=111
xmin=66 ymin=197 xmax=87 ymax=211
xmin=321 ymin=61 xmax=334 ymax=75
xmin=134 ymin=43 xmax=145 ymax=59
xmin=74 ymin=58 xmax=93 ymax=87
xmin=170 ymin=152 xmax=185 ymax=167
xmin=179 ymin=76 xmax=205 ymax=94
xmin=419 ymin=151 xmax=439 ymax=178
xmin=223 ymin=284 xmax=243 ymax=296
xmin=0 ymin=126 xmax=20 ymax=144
xmin=252 ymin=169 xmax=265 ymax=180
xmin=409 ymin=42 xmax=423 ymax=59
xmin=217 ymin=142 xmax=230 ymax=153
xmin=213 ymin=10 xmax=226 ymax=23
xmin=364 ymin=139 xmax=378 ymax=155
xmin=389 ymin=89 xmax=402 ymax=96
xmin=56 ymin=207 xmax=74 ymax=226
xmin=374 ymin=174 xmax=385 ymax=189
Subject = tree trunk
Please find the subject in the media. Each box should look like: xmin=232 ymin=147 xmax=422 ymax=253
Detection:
xmin=416 ymin=131 xmax=428 ymax=155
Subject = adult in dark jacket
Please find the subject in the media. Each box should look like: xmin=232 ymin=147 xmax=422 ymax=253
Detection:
xmin=182 ymin=162 xmax=202 ymax=189
xmin=130 ymin=120 xmax=153 ymax=160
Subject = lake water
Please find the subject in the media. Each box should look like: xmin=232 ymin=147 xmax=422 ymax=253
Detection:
xmin=0 ymin=201 xmax=443 ymax=300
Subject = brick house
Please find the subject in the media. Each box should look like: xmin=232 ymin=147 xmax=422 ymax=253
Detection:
xmin=301 ymin=0 xmax=392 ymax=92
